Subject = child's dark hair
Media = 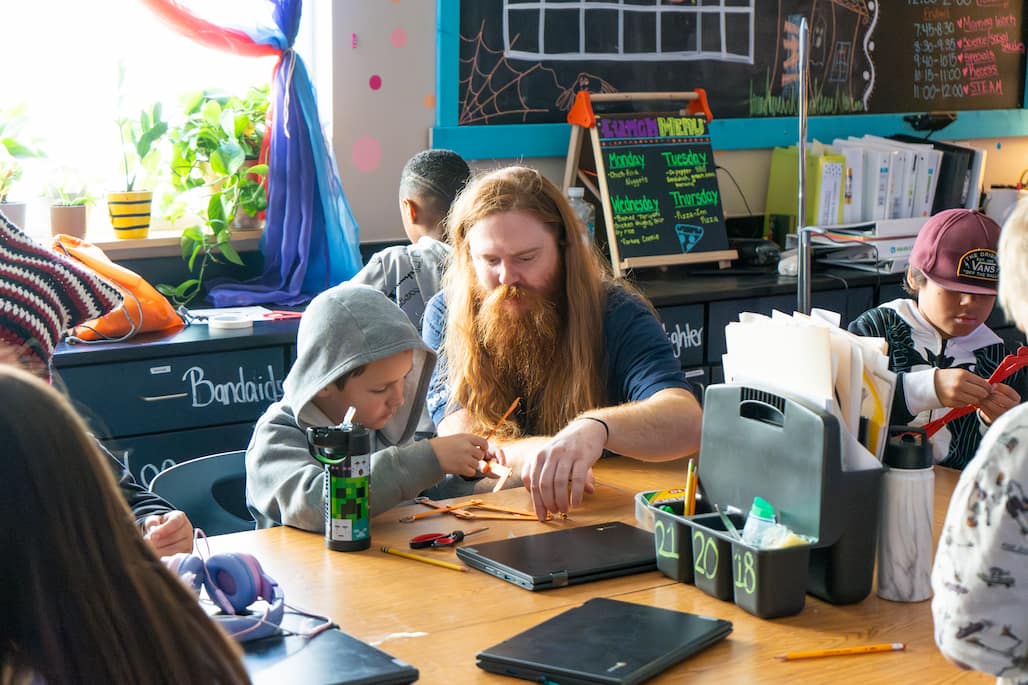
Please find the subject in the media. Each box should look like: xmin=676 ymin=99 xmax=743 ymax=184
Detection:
xmin=399 ymin=149 xmax=472 ymax=231
xmin=333 ymin=364 xmax=367 ymax=389
xmin=904 ymin=266 xmax=928 ymax=296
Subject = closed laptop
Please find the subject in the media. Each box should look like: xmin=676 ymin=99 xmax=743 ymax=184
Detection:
xmin=455 ymin=521 xmax=656 ymax=590
xmin=477 ymin=597 xmax=732 ymax=684
xmin=243 ymin=626 xmax=419 ymax=685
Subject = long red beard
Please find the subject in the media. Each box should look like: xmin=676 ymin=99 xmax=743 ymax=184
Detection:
xmin=475 ymin=285 xmax=562 ymax=399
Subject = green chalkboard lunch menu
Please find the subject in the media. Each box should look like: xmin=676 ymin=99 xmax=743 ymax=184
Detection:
xmin=458 ymin=0 xmax=1026 ymax=124
xmin=593 ymin=113 xmax=731 ymax=269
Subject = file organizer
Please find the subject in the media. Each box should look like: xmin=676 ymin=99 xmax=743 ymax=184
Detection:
xmin=641 ymin=384 xmax=882 ymax=618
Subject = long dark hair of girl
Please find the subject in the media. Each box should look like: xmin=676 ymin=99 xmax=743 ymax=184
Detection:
xmin=0 ymin=366 xmax=251 ymax=685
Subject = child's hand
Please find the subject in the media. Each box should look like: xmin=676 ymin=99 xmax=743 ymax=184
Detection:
xmin=977 ymin=383 xmax=1021 ymax=425
xmin=143 ymin=511 xmax=194 ymax=556
xmin=934 ymin=368 xmax=992 ymax=408
xmin=429 ymin=434 xmax=489 ymax=477
xmin=479 ymin=445 xmax=507 ymax=477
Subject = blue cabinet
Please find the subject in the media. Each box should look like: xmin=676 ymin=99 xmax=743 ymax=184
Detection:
xmin=55 ymin=321 xmax=298 ymax=486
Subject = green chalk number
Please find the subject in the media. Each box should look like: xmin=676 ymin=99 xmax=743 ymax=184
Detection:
xmin=692 ymin=530 xmax=719 ymax=580
xmin=734 ymin=549 xmax=756 ymax=595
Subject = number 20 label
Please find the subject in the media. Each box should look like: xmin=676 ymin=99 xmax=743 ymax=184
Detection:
xmin=692 ymin=530 xmax=719 ymax=580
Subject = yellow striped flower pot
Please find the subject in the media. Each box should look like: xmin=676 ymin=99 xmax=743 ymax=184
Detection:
xmin=106 ymin=190 xmax=152 ymax=239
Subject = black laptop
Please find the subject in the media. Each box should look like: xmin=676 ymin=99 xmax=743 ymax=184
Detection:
xmin=243 ymin=617 xmax=419 ymax=685
xmin=455 ymin=521 xmax=657 ymax=590
xmin=477 ymin=597 xmax=732 ymax=685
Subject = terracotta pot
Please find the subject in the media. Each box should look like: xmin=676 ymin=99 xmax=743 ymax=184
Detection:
xmin=0 ymin=201 xmax=27 ymax=229
xmin=106 ymin=190 xmax=153 ymax=239
xmin=50 ymin=204 xmax=87 ymax=239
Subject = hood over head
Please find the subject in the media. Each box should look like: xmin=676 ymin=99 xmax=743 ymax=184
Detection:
xmin=283 ymin=283 xmax=436 ymax=445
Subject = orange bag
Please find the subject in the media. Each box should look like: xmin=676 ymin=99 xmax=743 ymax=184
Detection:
xmin=52 ymin=234 xmax=185 ymax=341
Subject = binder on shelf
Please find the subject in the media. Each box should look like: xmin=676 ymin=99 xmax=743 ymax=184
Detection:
xmin=965 ymin=146 xmax=987 ymax=210
xmin=763 ymin=146 xmax=845 ymax=237
xmin=855 ymin=138 xmax=908 ymax=219
xmin=835 ymin=139 xmax=892 ymax=222
xmin=810 ymin=153 xmax=846 ymax=226
xmin=823 ymin=216 xmax=928 ymax=238
xmin=830 ymin=143 xmax=865 ymax=224
xmin=862 ymin=135 xmax=931 ymax=219
xmin=884 ymin=138 xmax=942 ymax=218
xmin=890 ymin=135 xmax=974 ymax=213
xmin=810 ymin=216 xmax=927 ymax=274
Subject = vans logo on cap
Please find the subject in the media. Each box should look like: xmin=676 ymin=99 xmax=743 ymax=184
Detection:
xmin=957 ymin=248 xmax=998 ymax=282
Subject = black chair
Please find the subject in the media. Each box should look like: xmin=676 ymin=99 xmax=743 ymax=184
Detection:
xmin=149 ymin=450 xmax=255 ymax=536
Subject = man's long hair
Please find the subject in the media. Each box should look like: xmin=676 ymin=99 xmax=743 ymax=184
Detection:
xmin=442 ymin=166 xmax=610 ymax=437
xmin=0 ymin=366 xmax=251 ymax=685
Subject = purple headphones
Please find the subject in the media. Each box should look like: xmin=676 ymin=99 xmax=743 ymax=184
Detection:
xmin=165 ymin=552 xmax=285 ymax=642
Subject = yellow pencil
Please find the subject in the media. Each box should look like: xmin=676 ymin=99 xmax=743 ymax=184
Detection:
xmin=684 ymin=458 xmax=698 ymax=516
xmin=777 ymin=642 xmax=905 ymax=661
xmin=380 ymin=545 xmax=468 ymax=573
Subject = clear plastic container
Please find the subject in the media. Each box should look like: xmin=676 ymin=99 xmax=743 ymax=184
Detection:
xmin=566 ymin=186 xmax=595 ymax=240
xmin=741 ymin=496 xmax=776 ymax=547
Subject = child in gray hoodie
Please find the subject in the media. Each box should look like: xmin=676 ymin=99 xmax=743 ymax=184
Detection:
xmin=246 ymin=284 xmax=500 ymax=531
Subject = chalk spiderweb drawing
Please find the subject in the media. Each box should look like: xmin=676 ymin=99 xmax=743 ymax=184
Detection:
xmin=460 ymin=22 xmax=567 ymax=125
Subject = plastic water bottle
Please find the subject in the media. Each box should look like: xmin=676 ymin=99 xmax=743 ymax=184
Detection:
xmin=567 ymin=186 xmax=596 ymax=240
xmin=307 ymin=421 xmax=372 ymax=552
xmin=741 ymin=496 xmax=777 ymax=547
xmin=877 ymin=429 xmax=934 ymax=602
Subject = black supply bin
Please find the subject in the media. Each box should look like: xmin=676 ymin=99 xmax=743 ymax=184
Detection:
xmin=643 ymin=384 xmax=882 ymax=618
xmin=647 ymin=498 xmax=713 ymax=584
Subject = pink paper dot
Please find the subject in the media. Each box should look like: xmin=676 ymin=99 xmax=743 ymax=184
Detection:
xmin=390 ymin=28 xmax=407 ymax=49
xmin=369 ymin=74 xmax=382 ymax=90
xmin=352 ymin=136 xmax=382 ymax=173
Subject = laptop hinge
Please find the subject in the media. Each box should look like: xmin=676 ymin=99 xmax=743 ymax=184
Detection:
xmin=549 ymin=570 xmax=569 ymax=588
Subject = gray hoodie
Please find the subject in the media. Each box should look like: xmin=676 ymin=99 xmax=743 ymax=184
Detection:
xmin=246 ymin=284 xmax=450 ymax=531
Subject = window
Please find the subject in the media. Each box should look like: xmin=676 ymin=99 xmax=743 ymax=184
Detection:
xmin=2 ymin=1 xmax=283 ymax=238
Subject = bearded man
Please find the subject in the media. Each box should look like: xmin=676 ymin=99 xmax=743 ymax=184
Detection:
xmin=422 ymin=166 xmax=702 ymax=519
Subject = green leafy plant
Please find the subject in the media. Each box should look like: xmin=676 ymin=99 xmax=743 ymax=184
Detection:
xmin=117 ymin=102 xmax=168 ymax=192
xmin=158 ymin=86 xmax=270 ymax=306
xmin=0 ymin=103 xmax=45 ymax=202
xmin=44 ymin=168 xmax=96 ymax=207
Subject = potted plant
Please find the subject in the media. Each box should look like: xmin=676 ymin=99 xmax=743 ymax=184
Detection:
xmin=158 ymin=86 xmax=269 ymax=306
xmin=45 ymin=169 xmax=95 ymax=239
xmin=169 ymin=86 xmax=269 ymax=225
xmin=0 ymin=103 xmax=45 ymax=227
xmin=107 ymin=100 xmax=167 ymax=240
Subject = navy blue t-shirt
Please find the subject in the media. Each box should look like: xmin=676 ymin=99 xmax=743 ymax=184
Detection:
xmin=422 ymin=284 xmax=690 ymax=429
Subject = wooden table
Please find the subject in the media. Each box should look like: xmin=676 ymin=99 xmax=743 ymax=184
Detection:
xmin=210 ymin=458 xmax=989 ymax=683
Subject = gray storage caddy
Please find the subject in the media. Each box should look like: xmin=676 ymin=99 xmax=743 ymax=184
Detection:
xmin=650 ymin=384 xmax=883 ymax=617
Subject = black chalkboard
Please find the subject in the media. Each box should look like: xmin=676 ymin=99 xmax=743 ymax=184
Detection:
xmin=459 ymin=0 xmax=1026 ymax=124
xmin=575 ymin=110 xmax=734 ymax=274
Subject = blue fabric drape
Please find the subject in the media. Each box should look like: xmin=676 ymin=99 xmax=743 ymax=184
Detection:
xmin=143 ymin=0 xmax=362 ymax=306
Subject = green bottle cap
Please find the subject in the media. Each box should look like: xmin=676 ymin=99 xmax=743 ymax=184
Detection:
xmin=750 ymin=496 xmax=775 ymax=520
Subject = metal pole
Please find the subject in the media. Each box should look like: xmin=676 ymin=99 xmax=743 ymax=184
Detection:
xmin=796 ymin=17 xmax=812 ymax=314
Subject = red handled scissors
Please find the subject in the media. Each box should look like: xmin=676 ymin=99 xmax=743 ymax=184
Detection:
xmin=408 ymin=527 xmax=488 ymax=549
xmin=923 ymin=346 xmax=1028 ymax=438
xmin=263 ymin=310 xmax=304 ymax=321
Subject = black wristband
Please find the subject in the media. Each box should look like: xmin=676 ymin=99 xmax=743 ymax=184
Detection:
xmin=576 ymin=416 xmax=609 ymax=445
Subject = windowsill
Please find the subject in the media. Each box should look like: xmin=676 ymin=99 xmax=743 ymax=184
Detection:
xmin=89 ymin=228 xmax=264 ymax=260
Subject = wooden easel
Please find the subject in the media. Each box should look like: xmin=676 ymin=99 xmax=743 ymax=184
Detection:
xmin=563 ymin=90 xmax=737 ymax=277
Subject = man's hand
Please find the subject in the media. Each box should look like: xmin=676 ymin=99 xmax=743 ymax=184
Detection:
xmin=977 ymin=383 xmax=1021 ymax=425
xmin=934 ymin=368 xmax=992 ymax=408
xmin=521 ymin=417 xmax=605 ymax=520
xmin=143 ymin=510 xmax=193 ymax=556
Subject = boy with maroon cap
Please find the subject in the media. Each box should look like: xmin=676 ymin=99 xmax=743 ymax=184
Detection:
xmin=849 ymin=209 xmax=1022 ymax=469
